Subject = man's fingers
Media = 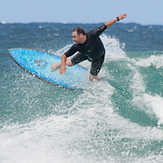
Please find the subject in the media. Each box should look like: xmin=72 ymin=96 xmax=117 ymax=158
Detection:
xmin=60 ymin=67 xmax=66 ymax=74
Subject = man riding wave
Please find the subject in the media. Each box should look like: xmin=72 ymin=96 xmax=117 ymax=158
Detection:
xmin=51 ymin=14 xmax=127 ymax=80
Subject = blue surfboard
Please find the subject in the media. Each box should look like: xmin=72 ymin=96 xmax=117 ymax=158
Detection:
xmin=8 ymin=48 xmax=89 ymax=90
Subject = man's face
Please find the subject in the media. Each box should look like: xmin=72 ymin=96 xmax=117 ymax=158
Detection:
xmin=72 ymin=31 xmax=82 ymax=44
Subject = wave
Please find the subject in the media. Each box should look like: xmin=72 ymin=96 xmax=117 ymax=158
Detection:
xmin=102 ymin=35 xmax=163 ymax=127
xmin=45 ymin=34 xmax=163 ymax=127
xmin=0 ymin=97 xmax=163 ymax=162
xmin=0 ymin=34 xmax=163 ymax=162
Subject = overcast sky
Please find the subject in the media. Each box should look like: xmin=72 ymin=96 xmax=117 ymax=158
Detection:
xmin=1 ymin=0 xmax=163 ymax=25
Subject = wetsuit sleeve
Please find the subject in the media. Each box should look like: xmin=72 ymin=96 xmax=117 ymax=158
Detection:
xmin=88 ymin=24 xmax=107 ymax=37
xmin=64 ymin=44 xmax=78 ymax=57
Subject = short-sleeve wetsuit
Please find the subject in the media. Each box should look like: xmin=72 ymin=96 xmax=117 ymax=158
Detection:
xmin=65 ymin=24 xmax=107 ymax=76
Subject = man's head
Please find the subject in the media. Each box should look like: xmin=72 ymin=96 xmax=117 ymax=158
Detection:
xmin=72 ymin=27 xmax=86 ymax=44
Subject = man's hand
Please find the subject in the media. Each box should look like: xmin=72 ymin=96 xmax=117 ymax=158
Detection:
xmin=60 ymin=66 xmax=66 ymax=74
xmin=105 ymin=13 xmax=127 ymax=28
xmin=119 ymin=14 xmax=127 ymax=20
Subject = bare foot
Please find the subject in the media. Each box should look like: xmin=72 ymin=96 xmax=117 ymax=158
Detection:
xmin=51 ymin=62 xmax=61 ymax=72
xmin=89 ymin=74 xmax=100 ymax=81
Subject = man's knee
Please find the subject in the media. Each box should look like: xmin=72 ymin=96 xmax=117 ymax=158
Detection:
xmin=66 ymin=59 xmax=73 ymax=66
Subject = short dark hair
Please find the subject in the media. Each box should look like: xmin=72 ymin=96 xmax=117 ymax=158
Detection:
xmin=73 ymin=27 xmax=86 ymax=35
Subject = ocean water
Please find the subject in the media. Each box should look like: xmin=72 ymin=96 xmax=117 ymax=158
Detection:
xmin=0 ymin=22 xmax=163 ymax=163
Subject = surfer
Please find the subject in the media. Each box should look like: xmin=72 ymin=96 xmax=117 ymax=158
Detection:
xmin=51 ymin=14 xmax=127 ymax=80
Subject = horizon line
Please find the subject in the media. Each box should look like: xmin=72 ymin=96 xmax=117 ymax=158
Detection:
xmin=1 ymin=21 xmax=163 ymax=26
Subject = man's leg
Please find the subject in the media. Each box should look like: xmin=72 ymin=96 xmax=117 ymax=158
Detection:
xmin=51 ymin=59 xmax=73 ymax=72
xmin=51 ymin=62 xmax=61 ymax=71
xmin=90 ymin=55 xmax=105 ymax=81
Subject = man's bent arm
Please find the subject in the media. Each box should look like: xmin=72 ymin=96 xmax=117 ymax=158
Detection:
xmin=105 ymin=14 xmax=127 ymax=28
xmin=60 ymin=54 xmax=67 ymax=74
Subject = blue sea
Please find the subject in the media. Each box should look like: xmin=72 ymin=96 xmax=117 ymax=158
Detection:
xmin=0 ymin=22 xmax=163 ymax=163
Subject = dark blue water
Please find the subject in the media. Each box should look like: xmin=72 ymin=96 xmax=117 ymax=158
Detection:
xmin=0 ymin=22 xmax=163 ymax=162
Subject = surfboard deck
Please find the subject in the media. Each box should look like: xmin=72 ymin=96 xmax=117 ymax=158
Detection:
xmin=8 ymin=48 xmax=90 ymax=90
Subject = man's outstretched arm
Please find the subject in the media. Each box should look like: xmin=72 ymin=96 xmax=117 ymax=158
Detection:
xmin=105 ymin=14 xmax=127 ymax=28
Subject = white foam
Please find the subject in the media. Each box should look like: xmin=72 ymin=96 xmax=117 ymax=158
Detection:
xmin=127 ymin=62 xmax=145 ymax=96
xmin=1 ymin=21 xmax=7 ymax=24
xmin=134 ymin=55 xmax=163 ymax=69
xmin=101 ymin=35 xmax=127 ymax=62
xmin=0 ymin=102 xmax=163 ymax=163
xmin=143 ymin=94 xmax=163 ymax=126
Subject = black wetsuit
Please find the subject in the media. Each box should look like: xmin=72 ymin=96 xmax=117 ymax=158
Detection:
xmin=65 ymin=24 xmax=107 ymax=76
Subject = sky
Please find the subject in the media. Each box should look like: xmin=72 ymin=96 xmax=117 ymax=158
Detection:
xmin=1 ymin=0 xmax=163 ymax=25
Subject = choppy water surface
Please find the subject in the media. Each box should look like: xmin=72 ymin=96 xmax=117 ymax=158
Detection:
xmin=0 ymin=22 xmax=163 ymax=162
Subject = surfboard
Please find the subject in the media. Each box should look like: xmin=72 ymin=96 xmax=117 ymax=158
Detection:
xmin=8 ymin=48 xmax=89 ymax=90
